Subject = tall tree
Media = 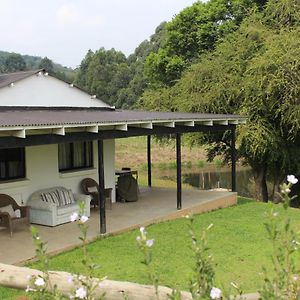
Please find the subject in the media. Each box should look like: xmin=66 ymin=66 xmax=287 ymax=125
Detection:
xmin=140 ymin=0 xmax=300 ymax=202
xmin=144 ymin=0 xmax=259 ymax=86
xmin=4 ymin=53 xmax=26 ymax=72
xmin=38 ymin=57 xmax=54 ymax=73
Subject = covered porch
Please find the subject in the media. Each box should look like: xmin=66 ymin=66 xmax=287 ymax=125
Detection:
xmin=0 ymin=186 xmax=236 ymax=265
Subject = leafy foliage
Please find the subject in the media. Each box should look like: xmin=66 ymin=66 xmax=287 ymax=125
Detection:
xmin=75 ymin=23 xmax=167 ymax=108
xmin=141 ymin=0 xmax=300 ymax=201
xmin=144 ymin=0 xmax=260 ymax=86
xmin=0 ymin=51 xmax=75 ymax=82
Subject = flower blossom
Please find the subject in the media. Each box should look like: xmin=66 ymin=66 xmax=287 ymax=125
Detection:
xmin=146 ymin=239 xmax=154 ymax=247
xmin=80 ymin=215 xmax=88 ymax=223
xmin=34 ymin=277 xmax=45 ymax=286
xmin=70 ymin=212 xmax=78 ymax=222
xmin=287 ymin=175 xmax=298 ymax=185
xmin=210 ymin=287 xmax=222 ymax=299
xmin=75 ymin=287 xmax=87 ymax=299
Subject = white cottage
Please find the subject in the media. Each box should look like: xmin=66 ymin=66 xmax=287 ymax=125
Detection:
xmin=0 ymin=69 xmax=246 ymax=233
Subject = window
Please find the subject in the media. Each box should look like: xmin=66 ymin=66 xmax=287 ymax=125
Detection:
xmin=0 ymin=148 xmax=25 ymax=180
xmin=58 ymin=141 xmax=93 ymax=171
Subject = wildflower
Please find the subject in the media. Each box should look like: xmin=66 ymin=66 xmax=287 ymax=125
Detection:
xmin=75 ymin=287 xmax=87 ymax=299
xmin=146 ymin=239 xmax=154 ymax=247
xmin=210 ymin=287 xmax=222 ymax=299
xmin=70 ymin=212 xmax=78 ymax=222
xmin=80 ymin=215 xmax=88 ymax=223
xmin=136 ymin=236 xmax=141 ymax=242
xmin=287 ymin=175 xmax=298 ymax=185
xmin=34 ymin=277 xmax=45 ymax=286
xmin=140 ymin=227 xmax=145 ymax=233
xmin=67 ymin=275 xmax=73 ymax=283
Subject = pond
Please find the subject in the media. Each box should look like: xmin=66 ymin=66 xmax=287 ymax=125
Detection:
xmin=157 ymin=166 xmax=300 ymax=202
xmin=159 ymin=167 xmax=255 ymax=198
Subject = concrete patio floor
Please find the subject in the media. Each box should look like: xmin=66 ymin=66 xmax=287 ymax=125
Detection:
xmin=0 ymin=187 xmax=236 ymax=265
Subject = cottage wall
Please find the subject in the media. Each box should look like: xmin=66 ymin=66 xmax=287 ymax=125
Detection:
xmin=0 ymin=140 xmax=116 ymax=205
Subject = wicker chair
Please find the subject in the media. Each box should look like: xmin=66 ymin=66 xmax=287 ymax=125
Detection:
xmin=81 ymin=178 xmax=112 ymax=209
xmin=0 ymin=194 xmax=30 ymax=237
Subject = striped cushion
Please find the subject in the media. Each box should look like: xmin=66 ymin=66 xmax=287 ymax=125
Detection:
xmin=41 ymin=191 xmax=60 ymax=206
xmin=57 ymin=189 xmax=75 ymax=206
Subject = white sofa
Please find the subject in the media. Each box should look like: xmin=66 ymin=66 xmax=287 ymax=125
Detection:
xmin=27 ymin=186 xmax=91 ymax=226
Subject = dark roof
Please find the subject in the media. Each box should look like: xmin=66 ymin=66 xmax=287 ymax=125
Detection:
xmin=0 ymin=69 xmax=43 ymax=89
xmin=0 ymin=108 xmax=244 ymax=127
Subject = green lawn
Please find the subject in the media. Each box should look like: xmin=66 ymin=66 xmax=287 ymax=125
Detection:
xmin=1 ymin=197 xmax=300 ymax=299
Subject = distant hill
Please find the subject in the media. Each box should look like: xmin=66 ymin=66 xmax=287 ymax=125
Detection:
xmin=0 ymin=50 xmax=76 ymax=82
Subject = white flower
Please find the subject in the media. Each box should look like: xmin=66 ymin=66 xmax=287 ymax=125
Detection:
xmin=34 ymin=277 xmax=45 ymax=286
xmin=75 ymin=287 xmax=87 ymax=299
xmin=136 ymin=236 xmax=141 ymax=242
xmin=70 ymin=212 xmax=78 ymax=222
xmin=140 ymin=227 xmax=145 ymax=233
xmin=146 ymin=239 xmax=154 ymax=247
xmin=287 ymin=175 xmax=298 ymax=185
xmin=80 ymin=215 xmax=88 ymax=223
xmin=210 ymin=287 xmax=222 ymax=299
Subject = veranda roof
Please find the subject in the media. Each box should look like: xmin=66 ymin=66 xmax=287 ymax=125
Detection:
xmin=0 ymin=107 xmax=245 ymax=139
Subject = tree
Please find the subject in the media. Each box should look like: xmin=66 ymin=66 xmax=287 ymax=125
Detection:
xmin=4 ymin=53 xmax=26 ymax=72
xmin=140 ymin=0 xmax=300 ymax=202
xmin=75 ymin=22 xmax=167 ymax=108
xmin=38 ymin=57 xmax=54 ymax=73
xmin=144 ymin=0 xmax=259 ymax=86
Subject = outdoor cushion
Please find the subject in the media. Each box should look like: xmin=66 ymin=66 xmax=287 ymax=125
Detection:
xmin=15 ymin=209 xmax=21 ymax=218
xmin=0 ymin=204 xmax=16 ymax=218
xmin=58 ymin=189 xmax=75 ymax=206
xmin=87 ymin=186 xmax=98 ymax=193
xmin=41 ymin=191 xmax=60 ymax=206
xmin=57 ymin=203 xmax=78 ymax=216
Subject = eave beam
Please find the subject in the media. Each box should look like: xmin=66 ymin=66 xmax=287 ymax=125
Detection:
xmin=52 ymin=127 xmax=65 ymax=136
xmin=153 ymin=121 xmax=175 ymax=128
xmin=13 ymin=129 xmax=26 ymax=139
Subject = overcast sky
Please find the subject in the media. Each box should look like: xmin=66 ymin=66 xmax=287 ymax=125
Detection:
xmin=0 ymin=0 xmax=197 ymax=68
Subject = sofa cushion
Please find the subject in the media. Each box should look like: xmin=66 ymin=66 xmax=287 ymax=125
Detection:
xmin=41 ymin=191 xmax=60 ymax=206
xmin=0 ymin=204 xmax=16 ymax=218
xmin=58 ymin=189 xmax=75 ymax=206
xmin=57 ymin=203 xmax=79 ymax=216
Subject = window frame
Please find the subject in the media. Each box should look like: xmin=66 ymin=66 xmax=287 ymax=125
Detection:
xmin=58 ymin=141 xmax=93 ymax=172
xmin=0 ymin=148 xmax=26 ymax=181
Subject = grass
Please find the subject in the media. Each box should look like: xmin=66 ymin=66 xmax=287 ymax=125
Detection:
xmin=2 ymin=197 xmax=300 ymax=299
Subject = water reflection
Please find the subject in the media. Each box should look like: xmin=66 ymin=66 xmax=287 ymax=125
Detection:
xmin=160 ymin=168 xmax=254 ymax=198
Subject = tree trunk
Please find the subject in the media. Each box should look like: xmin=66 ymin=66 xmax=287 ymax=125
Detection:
xmin=271 ymin=175 xmax=282 ymax=203
xmin=252 ymin=164 xmax=268 ymax=202
xmin=0 ymin=263 xmax=260 ymax=300
xmin=0 ymin=263 xmax=192 ymax=300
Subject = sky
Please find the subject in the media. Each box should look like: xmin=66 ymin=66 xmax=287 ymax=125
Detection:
xmin=0 ymin=0 xmax=197 ymax=68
